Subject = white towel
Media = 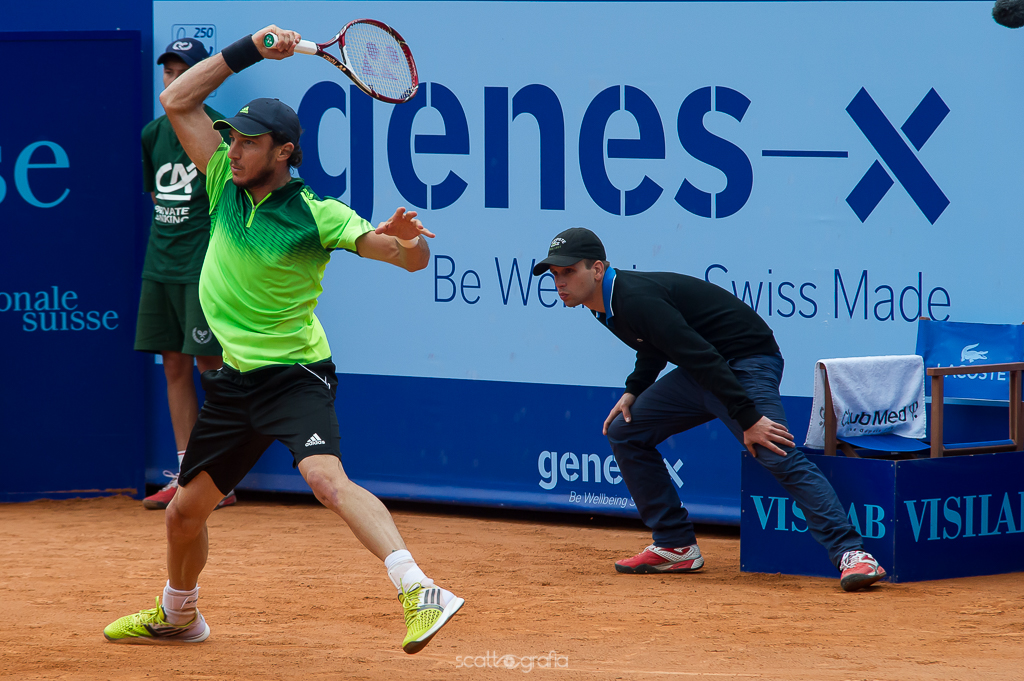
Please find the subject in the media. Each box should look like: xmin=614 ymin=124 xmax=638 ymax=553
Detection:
xmin=805 ymin=355 xmax=926 ymax=448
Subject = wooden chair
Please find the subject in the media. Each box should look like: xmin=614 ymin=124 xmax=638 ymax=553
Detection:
xmin=820 ymin=361 xmax=1023 ymax=458
xmin=925 ymin=362 xmax=1024 ymax=457
xmin=819 ymin=321 xmax=1024 ymax=458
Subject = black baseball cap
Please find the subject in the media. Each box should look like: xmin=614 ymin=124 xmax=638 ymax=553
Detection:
xmin=533 ymin=228 xmax=607 ymax=276
xmin=157 ymin=39 xmax=210 ymax=67
xmin=213 ymin=98 xmax=302 ymax=146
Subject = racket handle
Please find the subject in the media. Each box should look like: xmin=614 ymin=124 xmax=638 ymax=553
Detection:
xmin=263 ymin=32 xmax=317 ymax=55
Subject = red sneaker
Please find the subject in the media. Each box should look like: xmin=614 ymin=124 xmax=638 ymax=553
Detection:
xmin=615 ymin=544 xmax=704 ymax=574
xmin=839 ymin=550 xmax=887 ymax=592
xmin=142 ymin=471 xmax=178 ymax=510
xmin=215 ymin=491 xmax=237 ymax=510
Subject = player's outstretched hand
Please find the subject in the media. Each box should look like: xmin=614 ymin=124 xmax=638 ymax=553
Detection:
xmin=254 ymin=25 xmax=300 ymax=59
xmin=375 ymin=207 xmax=436 ymax=242
xmin=603 ymin=392 xmax=637 ymax=435
xmin=743 ymin=416 xmax=795 ymax=457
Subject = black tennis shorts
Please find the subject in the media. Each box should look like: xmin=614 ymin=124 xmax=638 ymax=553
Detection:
xmin=179 ymin=359 xmax=342 ymax=494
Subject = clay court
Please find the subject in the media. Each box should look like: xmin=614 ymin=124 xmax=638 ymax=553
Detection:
xmin=1 ymin=495 xmax=1021 ymax=680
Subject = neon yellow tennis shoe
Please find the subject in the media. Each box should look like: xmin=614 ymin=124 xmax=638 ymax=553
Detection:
xmin=103 ymin=597 xmax=210 ymax=644
xmin=398 ymin=582 xmax=464 ymax=654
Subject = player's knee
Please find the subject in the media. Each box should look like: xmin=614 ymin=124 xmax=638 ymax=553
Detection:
xmin=302 ymin=464 xmax=344 ymax=506
xmin=164 ymin=505 xmax=191 ymax=539
xmin=305 ymin=473 xmax=332 ymax=505
xmin=164 ymin=500 xmax=207 ymax=540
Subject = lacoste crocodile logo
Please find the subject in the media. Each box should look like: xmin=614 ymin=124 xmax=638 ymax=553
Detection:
xmin=961 ymin=343 xmax=988 ymax=363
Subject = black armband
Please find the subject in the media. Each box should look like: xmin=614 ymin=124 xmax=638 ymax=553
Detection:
xmin=221 ymin=34 xmax=264 ymax=73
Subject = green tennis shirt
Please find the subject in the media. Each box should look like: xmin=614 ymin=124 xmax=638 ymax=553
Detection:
xmin=200 ymin=143 xmax=374 ymax=372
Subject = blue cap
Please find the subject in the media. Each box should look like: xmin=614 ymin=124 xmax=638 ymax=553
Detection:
xmin=157 ymin=39 xmax=210 ymax=68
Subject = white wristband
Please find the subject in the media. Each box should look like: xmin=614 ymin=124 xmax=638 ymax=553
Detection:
xmin=397 ymin=235 xmax=420 ymax=248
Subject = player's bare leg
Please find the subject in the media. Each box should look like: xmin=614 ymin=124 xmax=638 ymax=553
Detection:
xmin=298 ymin=454 xmax=464 ymax=653
xmin=299 ymin=454 xmax=406 ymax=557
xmin=103 ymin=472 xmax=223 ymax=643
xmin=166 ymin=471 xmax=225 ymax=589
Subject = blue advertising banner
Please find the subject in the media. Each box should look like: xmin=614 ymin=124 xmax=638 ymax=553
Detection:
xmin=740 ymin=451 xmax=1024 ymax=582
xmin=238 ymin=373 xmax=763 ymax=522
xmin=146 ymin=2 xmax=1024 ymax=518
xmin=0 ymin=32 xmax=146 ymax=501
xmin=152 ymin=2 xmax=1024 ymax=392
xmin=892 ymin=453 xmax=1024 ymax=581
xmin=740 ymin=452 xmax=895 ymax=578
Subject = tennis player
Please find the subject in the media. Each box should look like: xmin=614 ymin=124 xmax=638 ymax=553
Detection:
xmin=534 ymin=227 xmax=887 ymax=592
xmin=104 ymin=26 xmax=463 ymax=652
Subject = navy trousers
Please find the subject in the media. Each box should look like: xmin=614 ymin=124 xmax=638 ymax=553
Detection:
xmin=606 ymin=353 xmax=863 ymax=570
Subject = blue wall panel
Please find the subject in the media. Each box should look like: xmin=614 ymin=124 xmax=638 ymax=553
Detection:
xmin=0 ymin=32 xmax=146 ymax=501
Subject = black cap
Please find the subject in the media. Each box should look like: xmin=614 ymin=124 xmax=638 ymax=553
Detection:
xmin=993 ymin=0 xmax=1024 ymax=28
xmin=157 ymin=39 xmax=210 ymax=67
xmin=533 ymin=228 xmax=606 ymax=276
xmin=213 ymin=98 xmax=302 ymax=146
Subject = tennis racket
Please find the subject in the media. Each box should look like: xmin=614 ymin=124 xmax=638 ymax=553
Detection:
xmin=264 ymin=20 xmax=418 ymax=104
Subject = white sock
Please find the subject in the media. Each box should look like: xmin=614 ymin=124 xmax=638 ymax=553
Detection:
xmin=162 ymin=582 xmax=198 ymax=624
xmin=384 ymin=551 xmax=455 ymax=606
xmin=385 ymin=550 xmax=434 ymax=591
xmin=177 ymin=450 xmax=185 ymax=471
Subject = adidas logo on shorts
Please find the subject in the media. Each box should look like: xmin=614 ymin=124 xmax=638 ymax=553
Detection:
xmin=305 ymin=433 xmax=326 ymax=448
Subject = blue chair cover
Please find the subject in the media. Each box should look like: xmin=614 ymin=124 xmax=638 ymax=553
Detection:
xmin=915 ymin=320 xmax=1024 ymax=403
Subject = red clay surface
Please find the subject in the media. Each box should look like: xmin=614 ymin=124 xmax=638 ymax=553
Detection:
xmin=2 ymin=495 xmax=1022 ymax=680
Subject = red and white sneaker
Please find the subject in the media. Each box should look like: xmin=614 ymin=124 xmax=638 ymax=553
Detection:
xmin=142 ymin=470 xmax=179 ymax=510
xmin=615 ymin=544 xmax=704 ymax=574
xmin=839 ymin=550 xmax=887 ymax=592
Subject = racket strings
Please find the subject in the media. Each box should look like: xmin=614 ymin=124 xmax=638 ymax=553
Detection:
xmin=341 ymin=23 xmax=416 ymax=101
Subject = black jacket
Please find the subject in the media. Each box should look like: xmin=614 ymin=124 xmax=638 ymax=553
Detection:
xmin=594 ymin=269 xmax=780 ymax=430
